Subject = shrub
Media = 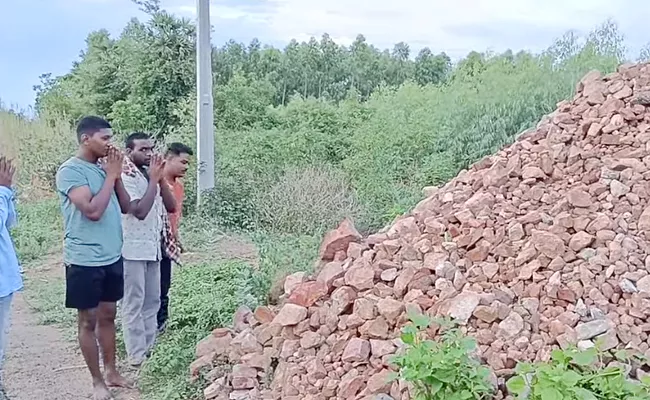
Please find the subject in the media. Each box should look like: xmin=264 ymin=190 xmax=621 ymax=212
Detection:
xmin=506 ymin=347 xmax=650 ymax=400
xmin=254 ymin=164 xmax=364 ymax=236
xmin=391 ymin=314 xmax=494 ymax=400
xmin=0 ymin=109 xmax=75 ymax=196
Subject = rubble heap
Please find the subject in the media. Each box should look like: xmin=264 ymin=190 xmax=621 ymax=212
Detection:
xmin=192 ymin=63 xmax=650 ymax=400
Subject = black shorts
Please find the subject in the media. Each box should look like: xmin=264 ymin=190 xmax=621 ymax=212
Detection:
xmin=65 ymin=257 xmax=124 ymax=310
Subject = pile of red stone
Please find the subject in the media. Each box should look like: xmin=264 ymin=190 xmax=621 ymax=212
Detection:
xmin=191 ymin=62 xmax=650 ymax=400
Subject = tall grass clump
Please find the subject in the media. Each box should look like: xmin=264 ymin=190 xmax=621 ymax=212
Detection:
xmin=255 ymin=164 xmax=363 ymax=235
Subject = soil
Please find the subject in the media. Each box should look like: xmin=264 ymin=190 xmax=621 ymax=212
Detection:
xmin=3 ymin=293 xmax=140 ymax=400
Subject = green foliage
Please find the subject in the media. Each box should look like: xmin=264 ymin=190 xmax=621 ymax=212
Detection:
xmin=506 ymin=347 xmax=650 ymax=400
xmin=36 ymin=5 xmax=451 ymax=133
xmin=0 ymin=109 xmax=76 ymax=195
xmin=11 ymin=199 xmax=62 ymax=262
xmin=140 ymin=260 xmax=258 ymax=400
xmin=391 ymin=314 xmax=493 ymax=400
xmin=249 ymin=232 xmax=320 ymax=302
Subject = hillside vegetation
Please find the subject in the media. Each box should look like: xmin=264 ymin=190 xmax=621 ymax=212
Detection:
xmin=2 ymin=1 xmax=650 ymax=398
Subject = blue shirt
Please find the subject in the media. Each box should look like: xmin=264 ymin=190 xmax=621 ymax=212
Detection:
xmin=55 ymin=157 xmax=123 ymax=267
xmin=0 ymin=186 xmax=22 ymax=298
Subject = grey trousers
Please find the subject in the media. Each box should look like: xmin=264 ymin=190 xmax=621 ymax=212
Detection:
xmin=122 ymin=260 xmax=161 ymax=364
xmin=0 ymin=293 xmax=13 ymax=383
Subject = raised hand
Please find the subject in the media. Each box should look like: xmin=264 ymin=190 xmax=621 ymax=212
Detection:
xmin=0 ymin=156 xmax=16 ymax=188
xmin=149 ymin=153 xmax=165 ymax=183
xmin=104 ymin=146 xmax=123 ymax=179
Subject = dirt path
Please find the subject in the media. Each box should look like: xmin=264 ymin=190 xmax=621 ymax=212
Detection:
xmin=3 ymin=283 xmax=140 ymax=400
xmin=4 ymin=292 xmax=140 ymax=400
xmin=4 ymin=292 xmax=95 ymax=399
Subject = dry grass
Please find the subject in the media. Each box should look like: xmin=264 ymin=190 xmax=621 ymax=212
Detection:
xmin=0 ymin=110 xmax=75 ymax=200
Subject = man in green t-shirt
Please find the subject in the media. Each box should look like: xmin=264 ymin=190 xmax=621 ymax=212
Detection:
xmin=55 ymin=116 xmax=131 ymax=400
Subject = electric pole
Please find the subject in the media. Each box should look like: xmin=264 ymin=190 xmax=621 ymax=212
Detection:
xmin=196 ymin=0 xmax=215 ymax=207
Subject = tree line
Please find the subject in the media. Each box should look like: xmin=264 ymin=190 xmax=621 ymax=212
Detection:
xmin=34 ymin=0 xmax=453 ymax=136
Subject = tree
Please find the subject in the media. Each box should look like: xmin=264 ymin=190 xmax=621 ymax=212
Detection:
xmin=415 ymin=48 xmax=451 ymax=85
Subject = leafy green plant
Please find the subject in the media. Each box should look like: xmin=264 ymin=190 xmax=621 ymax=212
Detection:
xmin=391 ymin=314 xmax=493 ymax=400
xmin=506 ymin=347 xmax=650 ymax=400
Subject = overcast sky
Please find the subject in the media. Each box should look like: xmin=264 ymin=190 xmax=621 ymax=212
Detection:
xmin=0 ymin=0 xmax=646 ymax=110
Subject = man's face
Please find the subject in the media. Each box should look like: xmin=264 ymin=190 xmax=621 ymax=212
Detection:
xmin=166 ymin=152 xmax=191 ymax=178
xmin=82 ymin=128 xmax=113 ymax=158
xmin=129 ymin=139 xmax=154 ymax=167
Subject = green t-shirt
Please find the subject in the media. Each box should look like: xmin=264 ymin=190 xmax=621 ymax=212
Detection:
xmin=55 ymin=157 xmax=123 ymax=267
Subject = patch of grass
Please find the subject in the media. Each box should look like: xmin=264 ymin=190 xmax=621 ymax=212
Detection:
xmin=12 ymin=199 xmax=62 ymax=263
xmin=249 ymin=232 xmax=320 ymax=301
xmin=139 ymin=259 xmax=259 ymax=400
xmin=507 ymin=347 xmax=650 ymax=400
xmin=11 ymin=199 xmax=74 ymax=335
xmin=138 ymin=231 xmax=319 ymax=400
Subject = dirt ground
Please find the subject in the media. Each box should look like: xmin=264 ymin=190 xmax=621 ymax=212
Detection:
xmin=3 ymin=292 xmax=140 ymax=400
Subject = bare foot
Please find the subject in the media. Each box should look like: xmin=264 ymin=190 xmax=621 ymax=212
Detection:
xmin=92 ymin=381 xmax=114 ymax=400
xmin=105 ymin=370 xmax=134 ymax=389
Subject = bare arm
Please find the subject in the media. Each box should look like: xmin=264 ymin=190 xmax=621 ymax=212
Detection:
xmin=160 ymin=179 xmax=177 ymax=213
xmin=67 ymin=176 xmax=118 ymax=222
xmin=114 ymin=178 xmax=131 ymax=214
xmin=129 ymin=179 xmax=159 ymax=220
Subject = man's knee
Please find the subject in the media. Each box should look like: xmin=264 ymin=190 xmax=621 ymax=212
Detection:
xmin=78 ymin=310 xmax=98 ymax=332
xmin=96 ymin=302 xmax=117 ymax=326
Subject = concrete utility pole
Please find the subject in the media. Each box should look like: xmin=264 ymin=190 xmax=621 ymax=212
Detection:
xmin=196 ymin=0 xmax=215 ymax=207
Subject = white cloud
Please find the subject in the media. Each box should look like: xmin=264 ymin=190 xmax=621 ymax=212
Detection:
xmin=172 ymin=0 xmax=645 ymax=57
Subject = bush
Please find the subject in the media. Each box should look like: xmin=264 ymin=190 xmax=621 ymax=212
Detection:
xmin=255 ymin=164 xmax=364 ymax=235
xmin=506 ymin=347 xmax=650 ymax=400
xmin=391 ymin=314 xmax=494 ymax=400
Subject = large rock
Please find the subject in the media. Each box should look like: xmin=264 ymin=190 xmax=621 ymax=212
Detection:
xmin=446 ymin=292 xmax=480 ymax=324
xmin=342 ymin=338 xmax=371 ymax=362
xmin=272 ymin=304 xmax=308 ymax=326
xmin=319 ymin=218 xmax=362 ymax=261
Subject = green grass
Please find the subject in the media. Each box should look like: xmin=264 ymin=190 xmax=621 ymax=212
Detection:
xmin=10 ymin=199 xmax=76 ymax=331
xmin=138 ymin=229 xmax=319 ymax=400
xmin=140 ymin=259 xmax=258 ymax=400
xmin=23 ymin=272 xmax=75 ymax=328
xmin=12 ymin=199 xmax=62 ymax=262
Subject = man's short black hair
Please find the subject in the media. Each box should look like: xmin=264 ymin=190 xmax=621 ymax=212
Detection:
xmin=76 ymin=116 xmax=111 ymax=142
xmin=125 ymin=132 xmax=151 ymax=149
xmin=166 ymin=142 xmax=194 ymax=157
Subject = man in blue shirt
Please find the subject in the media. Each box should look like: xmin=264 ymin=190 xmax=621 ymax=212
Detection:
xmin=55 ymin=116 xmax=131 ymax=400
xmin=0 ymin=156 xmax=21 ymax=399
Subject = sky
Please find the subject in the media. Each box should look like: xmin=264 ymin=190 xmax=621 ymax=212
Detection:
xmin=0 ymin=0 xmax=647 ymax=110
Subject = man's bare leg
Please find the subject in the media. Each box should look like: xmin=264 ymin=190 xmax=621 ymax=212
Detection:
xmin=78 ymin=309 xmax=113 ymax=400
xmin=96 ymin=302 xmax=131 ymax=388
